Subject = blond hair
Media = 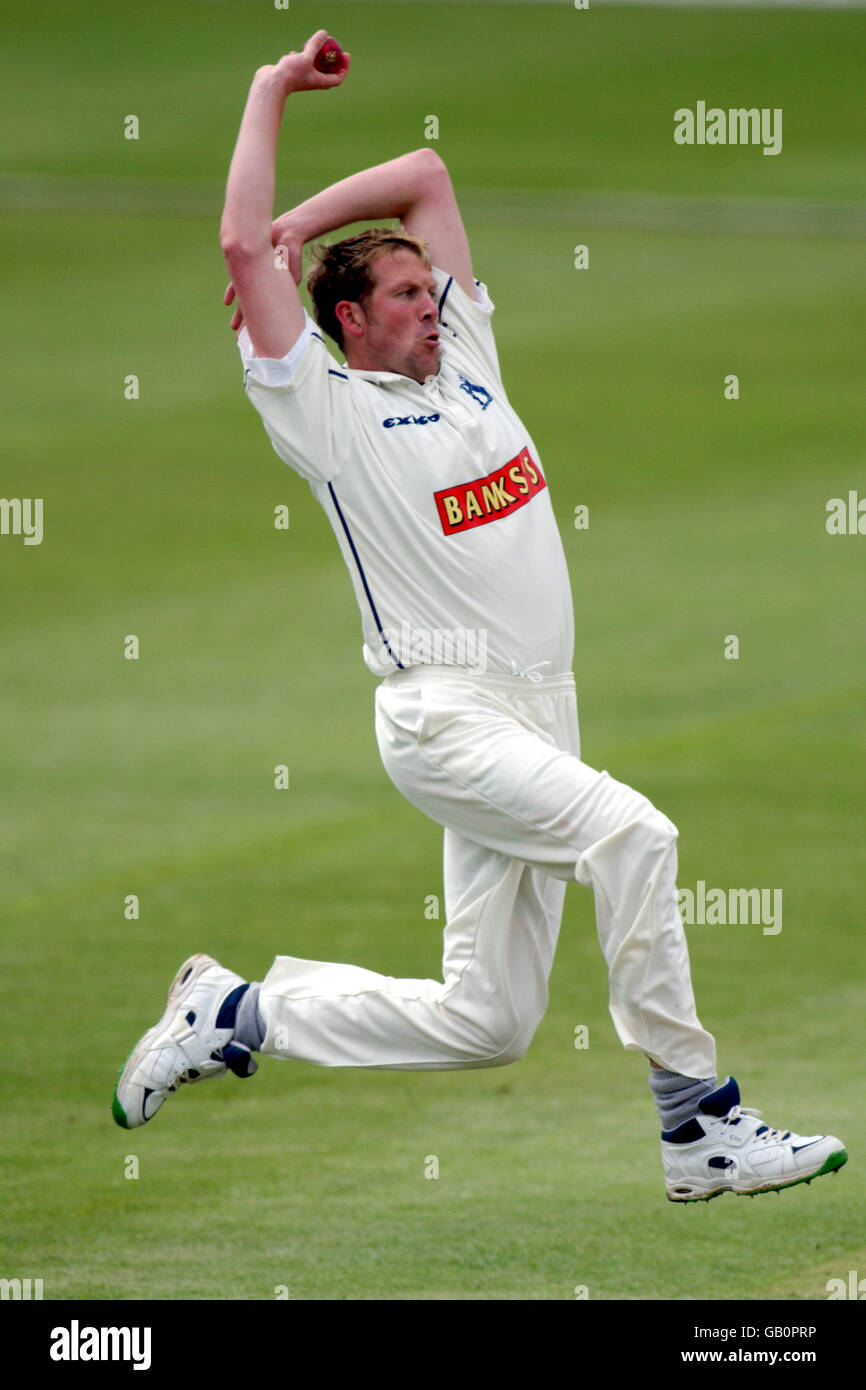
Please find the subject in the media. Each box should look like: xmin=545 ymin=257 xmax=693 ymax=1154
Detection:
xmin=306 ymin=227 xmax=431 ymax=351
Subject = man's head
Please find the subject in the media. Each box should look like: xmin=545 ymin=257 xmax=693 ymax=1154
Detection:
xmin=307 ymin=228 xmax=440 ymax=383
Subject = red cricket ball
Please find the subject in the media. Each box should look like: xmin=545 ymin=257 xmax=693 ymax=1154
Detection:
xmin=314 ymin=39 xmax=343 ymax=73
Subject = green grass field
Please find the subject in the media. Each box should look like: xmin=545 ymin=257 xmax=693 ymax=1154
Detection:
xmin=2 ymin=1 xmax=864 ymax=1302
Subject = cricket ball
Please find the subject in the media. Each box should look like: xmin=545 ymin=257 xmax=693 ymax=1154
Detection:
xmin=314 ymin=39 xmax=343 ymax=73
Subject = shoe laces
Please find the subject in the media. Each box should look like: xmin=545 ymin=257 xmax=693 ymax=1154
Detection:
xmin=167 ymin=1051 xmax=226 ymax=1092
xmin=721 ymin=1104 xmax=790 ymax=1143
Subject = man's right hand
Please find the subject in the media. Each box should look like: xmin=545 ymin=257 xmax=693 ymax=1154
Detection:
xmin=223 ymin=33 xmax=349 ymax=334
xmin=270 ymin=29 xmax=350 ymax=98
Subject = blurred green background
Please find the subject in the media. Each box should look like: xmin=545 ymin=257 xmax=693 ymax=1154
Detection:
xmin=1 ymin=0 xmax=863 ymax=1299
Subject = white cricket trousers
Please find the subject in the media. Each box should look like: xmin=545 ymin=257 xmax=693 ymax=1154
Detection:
xmin=260 ymin=667 xmax=717 ymax=1079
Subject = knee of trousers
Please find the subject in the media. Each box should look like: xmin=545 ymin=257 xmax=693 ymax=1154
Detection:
xmin=442 ymin=995 xmax=544 ymax=1068
xmin=637 ymin=804 xmax=679 ymax=855
xmin=576 ymin=798 xmax=678 ymax=888
xmin=608 ymin=793 xmax=678 ymax=858
xmin=464 ymin=1031 xmax=531 ymax=1068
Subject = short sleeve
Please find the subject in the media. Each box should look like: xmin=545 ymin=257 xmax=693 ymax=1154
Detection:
xmin=237 ymin=311 xmax=348 ymax=485
xmin=237 ymin=312 xmax=317 ymax=388
xmin=433 ymin=266 xmax=504 ymax=390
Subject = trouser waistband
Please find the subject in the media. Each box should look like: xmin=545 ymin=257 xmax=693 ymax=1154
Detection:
xmin=382 ymin=664 xmax=576 ymax=695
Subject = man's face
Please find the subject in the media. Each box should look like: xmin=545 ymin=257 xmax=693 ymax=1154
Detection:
xmin=339 ymin=249 xmax=440 ymax=383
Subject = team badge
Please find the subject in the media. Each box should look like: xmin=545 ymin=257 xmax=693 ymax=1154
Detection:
xmin=458 ymin=375 xmax=493 ymax=410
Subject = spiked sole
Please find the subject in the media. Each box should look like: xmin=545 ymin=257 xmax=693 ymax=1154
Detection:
xmin=667 ymin=1147 xmax=848 ymax=1203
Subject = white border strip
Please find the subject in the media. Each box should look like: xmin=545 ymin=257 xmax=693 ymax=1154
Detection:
xmin=315 ymin=0 xmax=866 ymax=9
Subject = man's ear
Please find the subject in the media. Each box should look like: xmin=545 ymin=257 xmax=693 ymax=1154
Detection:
xmin=335 ymin=299 xmax=366 ymax=342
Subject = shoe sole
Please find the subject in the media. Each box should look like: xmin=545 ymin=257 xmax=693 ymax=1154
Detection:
xmin=112 ymin=954 xmax=218 ymax=1130
xmin=666 ymin=1147 xmax=848 ymax=1203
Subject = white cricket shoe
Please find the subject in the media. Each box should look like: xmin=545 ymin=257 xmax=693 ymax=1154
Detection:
xmin=112 ymin=953 xmax=257 ymax=1129
xmin=662 ymin=1077 xmax=847 ymax=1202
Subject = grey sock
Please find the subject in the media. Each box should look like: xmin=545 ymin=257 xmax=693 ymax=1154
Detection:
xmin=649 ymin=1068 xmax=718 ymax=1133
xmin=233 ymin=982 xmax=265 ymax=1052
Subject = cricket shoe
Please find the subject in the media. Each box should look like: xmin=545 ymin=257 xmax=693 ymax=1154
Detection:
xmin=662 ymin=1077 xmax=847 ymax=1202
xmin=112 ymin=953 xmax=257 ymax=1129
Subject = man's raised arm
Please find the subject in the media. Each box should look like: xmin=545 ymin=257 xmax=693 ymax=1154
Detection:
xmin=225 ymin=147 xmax=477 ymax=335
xmin=220 ymin=31 xmax=350 ymax=360
xmin=275 ymin=149 xmax=475 ymax=291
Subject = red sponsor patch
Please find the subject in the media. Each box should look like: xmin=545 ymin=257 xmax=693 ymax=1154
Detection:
xmin=434 ymin=447 xmax=547 ymax=536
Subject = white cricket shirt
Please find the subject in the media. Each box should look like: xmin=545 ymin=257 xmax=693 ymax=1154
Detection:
xmin=237 ymin=267 xmax=574 ymax=678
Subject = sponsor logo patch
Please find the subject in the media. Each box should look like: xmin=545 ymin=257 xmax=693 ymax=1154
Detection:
xmin=434 ymin=446 xmax=546 ymax=535
xmin=382 ymin=413 xmax=440 ymax=428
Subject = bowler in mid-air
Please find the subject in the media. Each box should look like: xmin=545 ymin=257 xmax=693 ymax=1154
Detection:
xmin=113 ymin=31 xmax=847 ymax=1205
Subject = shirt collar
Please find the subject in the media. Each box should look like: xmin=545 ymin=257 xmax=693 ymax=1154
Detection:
xmin=340 ymin=362 xmax=442 ymax=387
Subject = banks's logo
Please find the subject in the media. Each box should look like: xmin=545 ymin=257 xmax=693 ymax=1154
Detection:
xmin=434 ymin=446 xmax=546 ymax=536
